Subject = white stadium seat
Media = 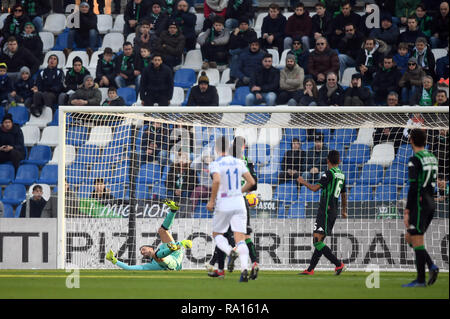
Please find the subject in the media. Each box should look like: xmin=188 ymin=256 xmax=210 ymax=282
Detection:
xmin=39 ymin=32 xmax=55 ymax=52
xmin=112 ymin=14 xmax=125 ymax=32
xmin=97 ymin=14 xmax=113 ymax=34
xmin=196 ymin=68 xmax=220 ymax=86
xmin=170 ymin=87 xmax=185 ymax=106
xmin=21 ymin=125 xmax=41 ymax=147
xmin=27 ymin=107 xmax=53 ymax=129
xmin=41 ymin=50 xmax=66 ymax=69
xmin=38 ymin=126 xmax=59 ymax=147
xmin=43 ymin=13 xmax=66 ymax=35
xmin=99 ymin=33 xmax=124 ymax=52
xmin=65 ymin=51 xmax=90 ymax=69
xmin=49 ymin=145 xmax=76 ymax=166
xmin=217 ymin=86 xmax=232 ymax=106
xmin=367 ymin=143 xmax=395 ymax=167
xmin=85 ymin=126 xmax=113 ymax=147
xmin=182 ymin=49 xmax=203 ymax=72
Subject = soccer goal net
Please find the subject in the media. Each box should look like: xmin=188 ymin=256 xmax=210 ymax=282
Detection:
xmin=57 ymin=106 xmax=449 ymax=271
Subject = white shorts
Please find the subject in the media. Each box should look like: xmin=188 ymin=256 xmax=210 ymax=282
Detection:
xmin=212 ymin=208 xmax=247 ymax=234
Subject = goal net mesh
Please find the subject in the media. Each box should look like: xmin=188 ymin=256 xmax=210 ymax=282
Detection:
xmin=61 ymin=108 xmax=449 ymax=271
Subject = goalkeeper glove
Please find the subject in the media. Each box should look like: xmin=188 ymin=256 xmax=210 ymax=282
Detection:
xmin=106 ymin=249 xmax=118 ymax=264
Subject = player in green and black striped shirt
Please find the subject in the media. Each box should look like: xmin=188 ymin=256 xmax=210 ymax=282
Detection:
xmin=297 ymin=150 xmax=347 ymax=275
xmin=402 ymin=129 xmax=439 ymax=287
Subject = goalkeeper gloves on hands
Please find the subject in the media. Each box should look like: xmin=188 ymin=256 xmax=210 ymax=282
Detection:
xmin=106 ymin=249 xmax=118 ymax=264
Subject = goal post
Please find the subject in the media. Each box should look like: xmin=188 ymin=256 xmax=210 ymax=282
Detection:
xmin=57 ymin=106 xmax=449 ymax=271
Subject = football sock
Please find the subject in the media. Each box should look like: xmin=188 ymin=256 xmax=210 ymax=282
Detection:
xmin=236 ymin=240 xmax=249 ymax=271
xmin=424 ymin=250 xmax=434 ymax=269
xmin=307 ymin=249 xmax=323 ymax=272
xmin=217 ymin=249 xmax=226 ymax=270
xmin=245 ymin=238 xmax=257 ymax=263
xmin=161 ymin=210 xmax=176 ymax=230
xmin=209 ymin=247 xmax=218 ymax=266
xmin=414 ymin=246 xmax=426 ymax=284
xmin=315 ymin=242 xmax=340 ymax=267
xmin=214 ymin=234 xmax=232 ymax=256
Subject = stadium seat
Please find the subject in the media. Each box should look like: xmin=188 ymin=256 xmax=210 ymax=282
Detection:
xmin=112 ymin=14 xmax=125 ymax=33
xmin=97 ymin=14 xmax=113 ymax=34
xmin=348 ymin=184 xmax=374 ymax=201
xmin=14 ymin=164 xmax=39 ymax=185
xmin=135 ymin=182 xmax=150 ymax=200
xmin=332 ymin=128 xmax=357 ymax=145
xmin=88 ymin=50 xmax=103 ymax=69
xmin=196 ymin=68 xmax=220 ymax=86
xmin=85 ymin=126 xmax=113 ymax=148
xmin=327 ymin=142 xmax=345 ymax=158
xmin=219 ymin=68 xmax=235 ymax=89
xmin=341 ymin=162 xmax=360 ymax=185
xmin=41 ymin=50 xmax=66 ymax=69
xmin=136 ymin=163 xmax=161 ymax=185
xmin=0 ymin=163 xmax=15 ymax=184
xmin=340 ymin=67 xmax=357 ymax=86
xmin=37 ymin=164 xmax=58 ymax=185
xmin=39 ymin=31 xmax=55 ymax=52
xmin=42 ymin=13 xmax=66 ymax=35
xmin=256 ymin=183 xmax=273 ymax=201
xmin=298 ymin=186 xmax=321 ymax=202
xmin=117 ymin=87 xmax=136 ymax=106
xmin=287 ymin=202 xmax=306 ymax=218
xmin=248 ymin=143 xmax=271 ymax=165
xmin=277 ymin=49 xmax=290 ymax=69
xmin=27 ymin=106 xmax=53 ymax=129
xmin=220 ymin=112 xmax=246 ymax=126
xmin=374 ymin=184 xmax=398 ymax=201
xmin=66 ymin=163 xmax=89 ymax=185
xmin=182 ymin=50 xmax=203 ymax=72
xmin=432 ymin=48 xmax=447 ymax=60
xmin=22 ymin=145 xmax=52 ymax=166
xmin=193 ymin=202 xmax=212 ymax=218
xmin=174 ymin=68 xmax=197 ymax=88
xmin=0 ymin=13 xmax=8 ymax=29
xmin=273 ymin=182 xmax=298 ymax=205
xmin=1 ymin=203 xmax=16 ymax=218
xmin=38 ymin=126 xmax=59 ymax=147
xmin=27 ymin=183 xmax=51 ymax=201
xmin=21 ymin=125 xmax=41 ymax=147
xmin=367 ymin=143 xmax=395 ymax=167
xmin=47 ymin=109 xmax=59 ymax=126
xmin=217 ymin=86 xmax=232 ymax=106
xmin=343 ymin=143 xmax=371 ymax=165
xmin=253 ymin=13 xmax=268 ymax=33
xmin=126 ymin=32 xmax=136 ymax=43
xmin=283 ymin=128 xmax=308 ymax=143
xmin=49 ymin=145 xmax=76 ymax=166
xmin=99 ymin=33 xmax=124 ymax=52
xmin=383 ymin=163 xmax=408 ymax=185
xmin=77 ymin=184 xmax=94 ymax=199
xmin=88 ymin=162 xmax=113 ymax=182
xmin=150 ymin=181 xmax=167 ymax=200
xmin=75 ymin=144 xmax=101 ymax=166
xmin=8 ymin=106 xmax=29 ymax=126
xmin=267 ymin=49 xmax=280 ymax=67
xmin=65 ymin=51 xmax=90 ymax=69
xmin=357 ymin=163 xmax=384 ymax=186
xmin=231 ymin=86 xmax=250 ymax=105
xmin=393 ymin=144 xmax=414 ymax=165
xmin=170 ymin=87 xmax=185 ymax=106
xmin=234 ymin=127 xmax=258 ymax=146
xmin=399 ymin=184 xmax=409 ymax=200
xmin=258 ymin=128 xmax=282 ymax=148
xmin=66 ymin=126 xmax=89 ymax=146
xmin=195 ymin=13 xmax=204 ymax=34
xmin=1 ymin=184 xmax=27 ymax=206
xmin=0 ymin=106 xmax=4 ymax=122
xmin=354 ymin=126 xmax=374 ymax=146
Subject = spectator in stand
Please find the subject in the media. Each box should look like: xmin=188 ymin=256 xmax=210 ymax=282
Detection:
xmin=153 ymin=20 xmax=185 ymax=68
xmin=415 ymin=3 xmax=433 ymax=38
xmin=145 ymin=1 xmax=169 ymax=36
xmin=372 ymin=55 xmax=403 ymax=105
xmin=296 ymin=78 xmax=319 ymax=106
xmin=411 ymin=37 xmax=436 ymax=80
xmin=95 ymin=47 xmax=116 ymax=88
xmin=20 ymin=0 xmax=51 ymax=33
xmin=91 ymin=178 xmax=114 ymax=205
xmin=394 ymin=42 xmax=411 ymax=75
xmin=260 ymin=2 xmax=286 ymax=55
xmin=329 ymin=1 xmax=361 ymax=49
xmin=9 ymin=66 xmax=33 ymax=110
xmin=399 ymin=57 xmax=427 ymax=104
xmin=373 ymin=1 xmax=396 ymax=22
xmin=245 ymin=53 xmax=280 ymax=106
xmin=197 ymin=15 xmax=229 ymax=70
xmin=287 ymin=36 xmax=309 ymax=73
xmin=430 ymin=1 xmax=449 ymax=49
xmin=398 ymin=15 xmax=427 ymax=51
xmin=284 ymin=2 xmax=312 ymax=52
xmin=310 ymin=2 xmax=333 ymax=48
xmin=276 ymin=53 xmax=304 ymax=106
xmin=59 ymin=56 xmax=91 ymax=106
xmin=159 ymin=0 xmax=178 ymax=16
xmin=232 ymin=38 xmax=265 ymax=87
xmin=343 ymin=73 xmax=374 ymax=106
xmin=228 ymin=18 xmax=257 ymax=83
xmin=436 ymin=49 xmax=449 ymax=80
xmin=65 ymin=2 xmax=98 ymax=58
xmin=0 ymin=113 xmax=25 ymax=171
xmin=135 ymin=44 xmax=153 ymax=74
xmin=395 ymin=0 xmax=421 ymax=26
xmin=369 ymin=13 xmax=400 ymax=53
xmin=140 ymin=54 xmax=174 ymax=106
xmin=31 ymin=54 xmax=64 ymax=115
xmin=101 ymin=86 xmax=126 ymax=106
xmin=337 ymin=22 xmax=365 ymax=79
xmin=356 ymin=38 xmax=386 ymax=86
xmin=307 ymin=37 xmax=339 ymax=85
xmin=321 ymin=0 xmax=352 ymax=18
xmin=133 ymin=20 xmax=158 ymax=53
xmin=1 ymin=4 xmax=30 ymax=44
xmin=17 ymin=22 xmax=44 ymax=64
xmin=202 ymin=0 xmax=228 ymax=31
xmin=318 ymin=72 xmax=345 ymax=106
xmin=434 ymin=89 xmax=448 ymax=106
xmin=0 ymin=36 xmax=40 ymax=83
xmin=69 ymin=74 xmax=101 ymax=106
xmin=225 ymin=0 xmax=254 ymax=31
xmin=0 ymin=63 xmax=13 ymax=108
xmin=115 ymin=41 xmax=140 ymax=93
xmin=278 ymin=137 xmax=305 ymax=185
xmin=171 ymin=0 xmax=197 ymax=51
xmin=410 ymin=75 xmax=437 ymax=105
xmin=19 ymin=184 xmax=47 ymax=218
xmin=186 ymin=71 xmax=219 ymax=106
xmin=124 ymin=0 xmax=150 ymax=38
xmin=373 ymin=92 xmax=404 ymax=151
xmin=386 ymin=91 xmax=400 ymax=106
xmin=140 ymin=120 xmax=169 ymax=163
xmin=302 ymin=134 xmax=329 ymax=184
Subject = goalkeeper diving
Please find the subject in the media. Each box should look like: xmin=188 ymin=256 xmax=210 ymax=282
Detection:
xmin=106 ymin=199 xmax=192 ymax=271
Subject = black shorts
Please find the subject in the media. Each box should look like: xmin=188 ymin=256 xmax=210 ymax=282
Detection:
xmin=407 ymin=209 xmax=434 ymax=235
xmin=314 ymin=210 xmax=337 ymax=236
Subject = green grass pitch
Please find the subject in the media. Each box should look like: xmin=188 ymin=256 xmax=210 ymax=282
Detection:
xmin=0 ymin=270 xmax=448 ymax=299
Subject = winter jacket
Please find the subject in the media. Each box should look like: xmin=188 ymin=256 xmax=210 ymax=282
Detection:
xmin=69 ymin=86 xmax=102 ymax=106
xmin=432 ymin=11 xmax=449 ymax=42
xmin=410 ymin=85 xmax=438 ymax=106
xmin=13 ymin=77 xmax=34 ymax=100
xmin=0 ymin=123 xmax=26 ymax=157
xmin=186 ymin=85 xmax=219 ymax=106
xmin=154 ymin=30 xmax=186 ymax=59
xmin=76 ymin=10 xmax=98 ymax=35
xmin=307 ymin=45 xmax=340 ymax=80
xmin=398 ymin=29 xmax=428 ymax=50
xmin=287 ymin=48 xmax=309 ymax=73
xmin=135 ymin=54 xmax=152 ymax=72
xmin=17 ymin=31 xmax=44 ymax=63
xmin=285 ymin=10 xmax=312 ymax=38
xmin=124 ymin=0 xmax=150 ymax=24
xmin=279 ymin=64 xmax=304 ymax=92
xmin=372 ymin=65 xmax=402 ymax=101
xmin=249 ymin=66 xmax=280 ymax=93
xmin=411 ymin=46 xmax=436 ymax=80
xmin=101 ymin=96 xmax=126 ymax=106
xmin=261 ymin=13 xmax=286 ymax=39
xmin=197 ymin=28 xmax=230 ymax=47
xmin=436 ymin=55 xmax=449 ymax=80
xmin=19 ymin=198 xmax=47 ymax=218
xmin=355 ymin=40 xmax=386 ymax=83
xmin=0 ymin=74 xmax=13 ymax=98
xmin=395 ymin=0 xmax=421 ymax=18
xmin=399 ymin=65 xmax=427 ymax=88
xmin=318 ymin=84 xmax=345 ymax=106
xmin=35 ymin=67 xmax=65 ymax=94
xmin=235 ymin=47 xmax=265 ymax=80
xmin=225 ymin=0 xmax=254 ymax=22
xmin=228 ymin=28 xmax=257 ymax=50
xmin=145 ymin=11 xmax=169 ymax=36
xmin=331 ymin=11 xmax=362 ymax=34
xmin=304 ymin=146 xmax=329 ymax=173
xmin=369 ymin=24 xmax=400 ymax=48
xmin=140 ymin=62 xmax=174 ymax=103
xmin=114 ymin=53 xmax=137 ymax=82
xmin=311 ymin=11 xmax=333 ymax=38
xmin=64 ymin=67 xmax=91 ymax=92
xmin=95 ymin=53 xmax=116 ymax=83
xmin=343 ymin=86 xmax=375 ymax=106
xmin=1 ymin=14 xmax=30 ymax=39
xmin=337 ymin=31 xmax=365 ymax=59
xmin=393 ymin=53 xmax=410 ymax=75
xmin=171 ymin=8 xmax=197 ymax=41
xmin=0 ymin=46 xmax=40 ymax=74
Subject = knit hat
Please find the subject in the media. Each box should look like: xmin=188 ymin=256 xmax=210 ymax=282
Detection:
xmin=286 ymin=53 xmax=296 ymax=62
xmin=73 ymin=56 xmax=83 ymax=65
xmin=0 ymin=62 xmax=7 ymax=70
xmin=408 ymin=57 xmax=418 ymax=64
xmin=198 ymin=71 xmax=209 ymax=85
xmin=2 ymin=113 xmax=13 ymax=123
xmin=381 ymin=13 xmax=392 ymax=23
xmin=20 ymin=66 xmax=30 ymax=76
xmin=80 ymin=2 xmax=89 ymax=8
xmin=83 ymin=74 xmax=94 ymax=85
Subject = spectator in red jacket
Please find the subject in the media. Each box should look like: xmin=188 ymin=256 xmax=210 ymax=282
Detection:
xmin=284 ymin=2 xmax=312 ymax=51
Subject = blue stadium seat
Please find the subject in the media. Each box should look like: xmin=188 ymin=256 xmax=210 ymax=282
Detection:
xmin=383 ymin=163 xmax=408 ymax=185
xmin=136 ymin=163 xmax=161 ymax=185
xmin=88 ymin=162 xmax=113 ymax=182
xmin=298 ymin=186 xmax=321 ymax=202
xmin=344 ymin=143 xmax=371 ymax=165
xmin=282 ymin=128 xmax=307 ymax=143
xmin=273 ymin=182 xmax=298 ymax=205
xmin=301 ymin=141 xmax=314 ymax=151
xmin=135 ymin=183 xmax=150 ymax=200
xmin=315 ymin=128 xmax=332 ymax=143
xmin=117 ymin=87 xmax=136 ymax=106
xmin=66 ymin=163 xmax=89 ymax=185
xmin=109 ymin=183 xmax=130 ymax=200
xmin=1 ymin=203 xmax=15 ymax=217
xmin=230 ymin=86 xmax=250 ymax=105
xmin=399 ymin=184 xmax=409 ymax=200
xmin=248 ymin=143 xmax=271 ymax=165
xmin=38 ymin=164 xmax=58 ymax=185
xmin=277 ymin=202 xmax=287 ymax=218
xmin=15 ymin=204 xmax=22 ymax=217
xmin=174 ymin=68 xmax=196 ymax=88
xmin=287 ymin=202 xmax=306 ymax=218
xmin=77 ymin=184 xmax=94 ymax=199
xmin=0 ymin=106 xmax=4 ymax=122
xmin=332 ymin=128 xmax=357 ymax=145
xmin=348 ymin=184 xmax=374 ymax=201
xmin=374 ymin=184 xmax=398 ymax=201
xmin=193 ymin=202 xmax=213 ymax=218
xmin=8 ymin=106 xmax=29 ymax=126
xmin=150 ymin=182 xmax=167 ymax=200
xmin=48 ymin=108 xmax=59 ymax=126
xmin=0 ymin=163 xmax=15 ymax=184
xmin=14 ymin=164 xmax=39 ymax=185
xmin=22 ymin=145 xmax=52 ymax=166
xmin=75 ymin=144 xmax=101 ymax=166
xmin=341 ymin=163 xmax=360 ymax=186
xmin=66 ymin=126 xmax=89 ymax=147
xmin=112 ymin=124 xmax=132 ymax=147
xmin=106 ymin=162 xmax=130 ymax=185
xmin=327 ymin=142 xmax=345 ymax=158
xmin=357 ymin=164 xmax=384 ymax=186
xmin=393 ymin=144 xmax=414 ymax=165
xmin=1 ymin=184 xmax=26 ymax=206
xmin=258 ymin=162 xmax=280 ymax=184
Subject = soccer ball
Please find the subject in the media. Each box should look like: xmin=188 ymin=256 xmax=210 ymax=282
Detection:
xmin=246 ymin=193 xmax=259 ymax=207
